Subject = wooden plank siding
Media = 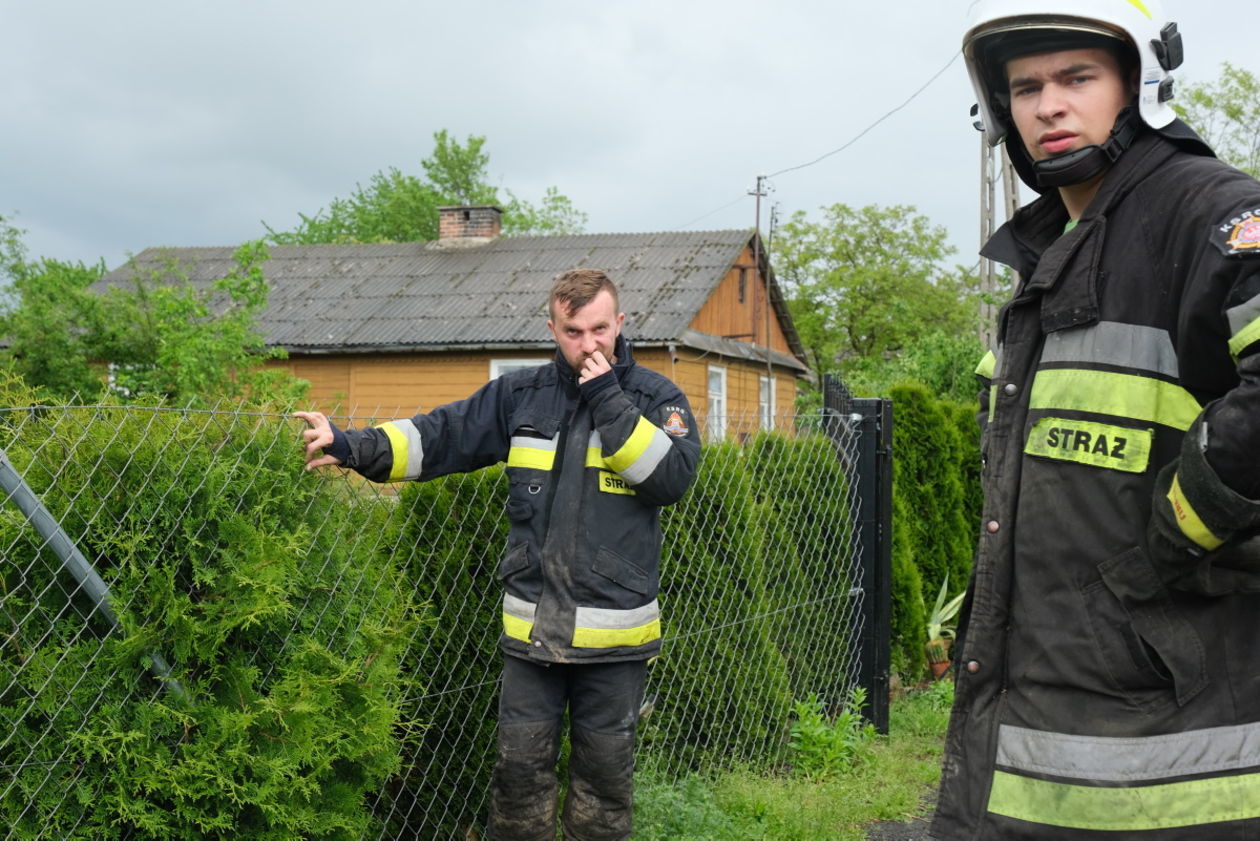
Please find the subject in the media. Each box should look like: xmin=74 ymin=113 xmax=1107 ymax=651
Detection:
xmin=688 ymin=246 xmax=793 ymax=357
xmin=272 ymin=346 xmax=797 ymax=437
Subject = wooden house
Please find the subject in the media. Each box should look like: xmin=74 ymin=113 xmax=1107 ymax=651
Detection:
xmin=102 ymin=206 xmax=809 ymax=440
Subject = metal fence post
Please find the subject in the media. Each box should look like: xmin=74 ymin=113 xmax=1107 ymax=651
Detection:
xmin=824 ymin=377 xmax=893 ymax=734
xmin=0 ymin=449 xmax=185 ymax=699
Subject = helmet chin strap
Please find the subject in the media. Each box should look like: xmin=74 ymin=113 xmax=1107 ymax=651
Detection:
xmin=1032 ymin=105 xmax=1142 ymax=189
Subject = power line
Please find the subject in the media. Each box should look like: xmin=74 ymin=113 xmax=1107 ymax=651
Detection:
xmin=672 ymin=49 xmax=962 ymax=231
xmin=671 ymin=193 xmax=751 ymax=232
xmin=767 ymin=50 xmax=961 ymax=179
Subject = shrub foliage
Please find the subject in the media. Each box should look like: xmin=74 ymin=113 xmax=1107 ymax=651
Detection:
xmin=0 ymin=383 xmax=413 ymax=839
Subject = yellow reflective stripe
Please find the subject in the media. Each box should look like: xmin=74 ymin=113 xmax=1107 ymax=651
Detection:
xmin=508 ymin=446 xmax=555 ymax=471
xmin=1229 ymin=316 xmax=1260 ymax=358
xmin=605 ymin=416 xmax=658 ymax=474
xmin=1024 ymin=418 xmax=1151 ymax=473
xmin=1030 ymin=368 xmax=1200 ymax=431
xmin=502 ymin=612 xmax=533 ymax=643
xmin=379 ymin=422 xmax=410 ymax=482
xmin=988 ymin=770 xmax=1260 ymax=831
xmin=1168 ymin=473 xmax=1225 ymax=550
xmin=976 ymin=350 xmax=996 ymax=379
xmin=1126 ymin=0 xmax=1152 ymax=18
xmin=572 ymin=619 xmax=661 ymax=649
xmin=585 ymin=446 xmax=609 ymax=469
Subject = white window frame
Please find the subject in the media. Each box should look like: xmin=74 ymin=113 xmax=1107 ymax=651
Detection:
xmin=707 ymin=364 xmax=727 ymax=442
xmin=759 ymin=374 xmax=776 ymax=431
xmin=489 ymin=358 xmax=549 ymax=380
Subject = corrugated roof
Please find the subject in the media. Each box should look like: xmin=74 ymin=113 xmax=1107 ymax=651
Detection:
xmin=97 ymin=230 xmax=805 ymax=365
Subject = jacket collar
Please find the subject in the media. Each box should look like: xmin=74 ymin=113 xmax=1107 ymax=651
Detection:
xmin=551 ymin=333 xmax=636 ymax=384
xmin=985 ymin=124 xmax=1209 ymax=275
xmin=981 ymin=128 xmax=1198 ymax=333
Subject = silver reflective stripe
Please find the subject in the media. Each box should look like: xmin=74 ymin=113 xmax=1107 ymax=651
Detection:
xmin=385 ymin=418 xmax=425 ymax=480
xmin=1227 ymin=292 xmax=1260 ymax=337
xmin=1040 ymin=321 xmax=1179 ymax=377
xmin=503 ymin=593 xmax=536 ymax=622
xmin=617 ymin=427 xmax=672 ymax=486
xmin=575 ymin=599 xmax=660 ymax=630
xmin=510 ymin=434 xmax=558 ymax=452
xmin=997 ymin=722 xmax=1260 ymax=783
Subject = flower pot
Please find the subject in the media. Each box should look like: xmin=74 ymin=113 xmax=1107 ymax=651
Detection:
xmin=925 ymin=638 xmax=952 ymax=680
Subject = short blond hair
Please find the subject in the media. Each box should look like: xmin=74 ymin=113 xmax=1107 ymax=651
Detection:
xmin=549 ymin=268 xmax=619 ymax=319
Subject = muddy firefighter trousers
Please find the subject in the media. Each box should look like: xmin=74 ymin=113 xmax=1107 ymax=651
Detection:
xmin=487 ymin=655 xmax=647 ymax=841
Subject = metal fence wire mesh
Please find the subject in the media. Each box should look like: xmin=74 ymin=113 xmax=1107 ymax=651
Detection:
xmin=0 ymin=403 xmax=871 ymax=840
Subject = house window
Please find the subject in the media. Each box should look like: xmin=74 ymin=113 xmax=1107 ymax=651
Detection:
xmin=489 ymin=358 xmax=549 ymax=380
xmin=759 ymin=374 xmax=776 ymax=431
xmin=707 ymin=365 xmax=727 ymax=442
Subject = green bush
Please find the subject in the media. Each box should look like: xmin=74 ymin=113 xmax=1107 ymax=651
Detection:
xmin=889 ymin=492 xmax=928 ymax=677
xmin=745 ymin=431 xmax=855 ymax=710
xmin=0 ymin=386 xmax=413 ymax=839
xmin=885 ymin=383 xmax=977 ymax=676
xmin=645 ymin=442 xmax=793 ymax=772
xmin=388 ymin=468 xmax=509 ymax=840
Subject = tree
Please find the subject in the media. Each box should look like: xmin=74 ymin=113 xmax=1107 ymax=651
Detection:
xmin=265 ymin=130 xmax=587 ymax=245
xmin=845 ymin=328 xmax=986 ymax=405
xmin=773 ymin=203 xmax=979 ymax=394
xmin=1174 ymin=62 xmax=1260 ymax=178
xmin=0 ymin=215 xmax=297 ymax=404
xmin=0 ymin=213 xmax=109 ymax=399
xmin=95 ymin=240 xmax=293 ymax=402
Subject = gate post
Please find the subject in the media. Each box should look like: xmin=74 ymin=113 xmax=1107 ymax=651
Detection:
xmin=824 ymin=377 xmax=893 ymax=734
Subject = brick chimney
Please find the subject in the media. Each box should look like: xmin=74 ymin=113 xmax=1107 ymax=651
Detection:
xmin=438 ymin=205 xmax=502 ymax=241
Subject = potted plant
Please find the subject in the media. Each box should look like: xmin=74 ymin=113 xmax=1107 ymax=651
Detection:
xmin=926 ymin=576 xmax=966 ymax=679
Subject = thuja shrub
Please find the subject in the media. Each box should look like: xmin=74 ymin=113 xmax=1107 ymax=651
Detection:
xmin=889 ymin=492 xmax=928 ymax=676
xmin=888 ymin=384 xmax=973 ymax=627
xmin=745 ymin=431 xmax=855 ymax=710
xmin=0 ymin=390 xmax=413 ymax=840
xmin=644 ymin=442 xmax=793 ymax=773
xmin=387 ymin=467 xmax=509 ymax=841
xmin=950 ymin=400 xmax=984 ymax=543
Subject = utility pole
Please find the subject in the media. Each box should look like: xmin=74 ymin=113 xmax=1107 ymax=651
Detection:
xmin=978 ymin=135 xmax=1021 ymax=351
xmin=749 ymin=175 xmax=774 ymax=379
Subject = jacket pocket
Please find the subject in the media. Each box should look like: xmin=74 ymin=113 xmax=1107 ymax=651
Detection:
xmin=498 ymin=541 xmax=531 ymax=582
xmin=591 ymin=546 xmax=652 ymax=596
xmin=1084 ymin=546 xmax=1208 ymax=710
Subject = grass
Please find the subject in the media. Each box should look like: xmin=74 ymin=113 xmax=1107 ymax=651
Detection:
xmin=630 ymin=680 xmax=952 ymax=841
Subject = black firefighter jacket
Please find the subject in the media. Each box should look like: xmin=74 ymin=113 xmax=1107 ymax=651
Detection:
xmin=327 ymin=335 xmax=701 ymax=665
xmin=934 ymin=125 xmax=1260 ymax=840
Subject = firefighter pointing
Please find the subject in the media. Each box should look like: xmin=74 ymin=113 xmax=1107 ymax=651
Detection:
xmin=936 ymin=1 xmax=1260 ymax=838
xmin=298 ymin=268 xmax=701 ymax=841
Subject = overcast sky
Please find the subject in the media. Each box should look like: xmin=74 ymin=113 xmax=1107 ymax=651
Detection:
xmin=4 ymin=1 xmax=1256 ymax=274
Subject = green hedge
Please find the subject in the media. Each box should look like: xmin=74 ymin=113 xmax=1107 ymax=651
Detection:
xmin=886 ymin=382 xmax=982 ymax=677
xmin=388 ymin=468 xmax=509 ymax=841
xmin=0 ymin=380 xmax=413 ymax=839
xmin=0 ymin=379 xmax=981 ymax=836
xmin=643 ymin=440 xmax=794 ymax=772
xmin=745 ymin=431 xmax=856 ymax=711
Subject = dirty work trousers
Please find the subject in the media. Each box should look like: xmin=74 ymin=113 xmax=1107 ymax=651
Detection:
xmin=486 ymin=655 xmax=647 ymax=841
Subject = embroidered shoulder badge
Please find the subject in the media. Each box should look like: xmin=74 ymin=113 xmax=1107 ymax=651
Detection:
xmin=1214 ymin=205 xmax=1260 ymax=256
xmin=661 ymin=407 xmax=690 ymax=437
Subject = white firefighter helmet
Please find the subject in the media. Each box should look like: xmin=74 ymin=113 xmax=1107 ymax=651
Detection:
xmin=963 ymin=0 xmax=1183 ymax=147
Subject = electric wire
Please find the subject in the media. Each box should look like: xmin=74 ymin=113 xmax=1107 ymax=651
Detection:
xmin=672 ymin=49 xmax=962 ymax=231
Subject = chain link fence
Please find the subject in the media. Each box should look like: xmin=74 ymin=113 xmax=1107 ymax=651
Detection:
xmin=0 ymin=400 xmax=880 ymax=840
